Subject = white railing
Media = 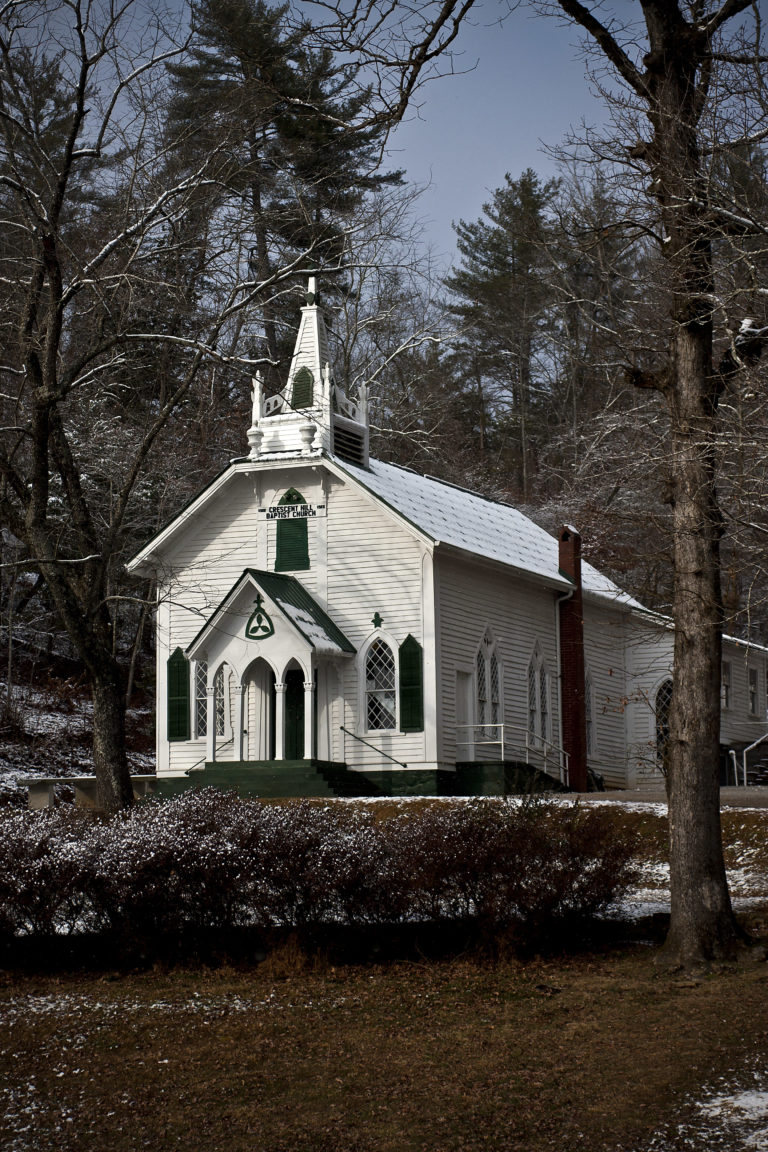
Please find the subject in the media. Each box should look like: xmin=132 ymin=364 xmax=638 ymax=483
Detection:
xmin=455 ymin=722 xmax=570 ymax=786
xmin=264 ymin=393 xmax=285 ymax=416
xmin=730 ymin=731 xmax=768 ymax=787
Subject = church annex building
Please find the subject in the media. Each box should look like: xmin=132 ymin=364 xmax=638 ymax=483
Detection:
xmin=128 ymin=280 xmax=768 ymax=797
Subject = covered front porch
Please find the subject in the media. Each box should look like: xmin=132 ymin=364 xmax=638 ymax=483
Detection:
xmin=185 ymin=569 xmax=356 ymax=770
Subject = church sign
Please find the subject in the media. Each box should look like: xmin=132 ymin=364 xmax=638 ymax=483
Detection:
xmin=259 ymin=502 xmax=326 ymax=520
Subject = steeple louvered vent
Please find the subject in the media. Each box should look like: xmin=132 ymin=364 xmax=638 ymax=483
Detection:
xmin=333 ymin=424 xmax=365 ymax=465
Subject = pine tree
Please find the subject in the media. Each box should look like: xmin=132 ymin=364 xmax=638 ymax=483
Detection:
xmin=445 ymin=170 xmax=559 ymax=498
xmin=167 ymin=0 xmax=401 ymax=387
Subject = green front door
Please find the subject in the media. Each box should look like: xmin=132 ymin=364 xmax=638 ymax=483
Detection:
xmin=285 ymin=668 xmax=305 ymax=759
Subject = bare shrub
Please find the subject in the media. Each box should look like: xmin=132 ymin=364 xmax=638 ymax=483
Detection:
xmin=0 ymin=792 xmax=639 ymax=950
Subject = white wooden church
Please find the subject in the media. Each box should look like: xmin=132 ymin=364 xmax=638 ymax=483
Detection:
xmin=129 ymin=280 xmax=768 ymax=796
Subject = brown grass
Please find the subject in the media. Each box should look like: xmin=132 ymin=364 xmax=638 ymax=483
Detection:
xmin=3 ymin=937 xmax=768 ymax=1152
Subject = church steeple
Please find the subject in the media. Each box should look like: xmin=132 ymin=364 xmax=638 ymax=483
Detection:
xmin=246 ymin=277 xmax=369 ymax=467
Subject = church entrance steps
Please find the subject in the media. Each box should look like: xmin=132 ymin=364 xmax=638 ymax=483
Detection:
xmin=150 ymin=760 xmax=570 ymax=801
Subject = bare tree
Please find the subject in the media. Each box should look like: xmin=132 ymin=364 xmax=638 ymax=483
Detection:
xmin=0 ymin=0 xmax=362 ymax=810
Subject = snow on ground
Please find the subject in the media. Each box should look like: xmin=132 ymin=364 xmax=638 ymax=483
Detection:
xmin=636 ymin=1066 xmax=768 ymax=1151
xmin=0 ymin=680 xmax=154 ymax=806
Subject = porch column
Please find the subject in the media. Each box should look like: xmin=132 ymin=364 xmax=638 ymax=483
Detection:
xmin=274 ymin=682 xmax=286 ymax=760
xmin=233 ymin=685 xmax=245 ymax=761
xmin=206 ymin=686 xmax=216 ymax=762
xmin=304 ymin=679 xmax=316 ymax=760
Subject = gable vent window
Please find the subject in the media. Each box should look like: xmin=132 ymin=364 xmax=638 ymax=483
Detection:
xmin=167 ymin=647 xmax=190 ymax=741
xmin=292 ymin=366 xmax=314 ymax=408
xmin=333 ymin=424 xmax=365 ymax=466
xmin=275 ymin=488 xmax=310 ymax=571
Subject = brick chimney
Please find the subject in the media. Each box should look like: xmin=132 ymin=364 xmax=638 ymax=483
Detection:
xmin=558 ymin=526 xmax=588 ymax=792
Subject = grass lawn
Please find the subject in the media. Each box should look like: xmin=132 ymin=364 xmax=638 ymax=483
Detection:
xmin=3 ymin=938 xmax=768 ymax=1152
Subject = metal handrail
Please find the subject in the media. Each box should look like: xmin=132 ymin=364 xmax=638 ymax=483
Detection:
xmin=340 ymin=726 xmax=408 ymax=768
xmin=455 ymin=722 xmax=569 ymax=786
xmin=733 ymin=730 xmax=768 ymax=788
xmin=188 ymin=736 xmax=233 ymax=773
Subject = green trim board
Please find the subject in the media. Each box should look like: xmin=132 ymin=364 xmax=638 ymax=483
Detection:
xmin=185 ymin=569 xmax=355 ymax=657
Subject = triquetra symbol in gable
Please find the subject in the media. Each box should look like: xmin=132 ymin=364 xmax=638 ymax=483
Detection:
xmin=245 ymin=593 xmax=275 ymax=639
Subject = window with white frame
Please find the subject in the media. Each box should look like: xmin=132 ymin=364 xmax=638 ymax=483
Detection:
xmin=195 ymin=660 xmax=208 ymax=739
xmin=527 ymin=646 xmax=549 ymax=743
xmin=749 ymin=666 xmax=759 ymax=716
xmin=655 ymin=679 xmax=673 ymax=768
xmin=475 ymin=630 xmax=501 ymax=732
xmin=213 ymin=664 xmax=231 ymax=738
xmin=722 ymin=661 xmax=732 ymax=710
xmin=365 ymin=638 xmax=397 ymax=731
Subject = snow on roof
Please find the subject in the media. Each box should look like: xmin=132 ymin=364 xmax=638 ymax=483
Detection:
xmin=187 ymin=569 xmax=355 ymax=657
xmin=274 ymin=600 xmax=343 ymax=654
xmin=338 ymin=457 xmax=644 ymax=610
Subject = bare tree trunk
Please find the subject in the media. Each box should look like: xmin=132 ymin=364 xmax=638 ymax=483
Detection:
xmin=92 ymin=669 xmax=134 ymax=811
xmin=663 ymin=326 xmax=740 ymax=965
xmin=548 ymin=0 xmax=759 ymax=967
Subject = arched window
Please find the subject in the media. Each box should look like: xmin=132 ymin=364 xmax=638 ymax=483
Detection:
xmin=399 ymin=634 xmax=424 ymax=732
xmin=365 ymin=638 xmax=396 ymax=731
xmin=475 ymin=630 xmax=501 ymax=731
xmin=213 ymin=664 xmax=231 ymax=739
xmin=194 ymin=660 xmax=208 ymax=739
xmin=527 ymin=647 xmax=549 ymax=743
xmin=655 ymin=679 xmax=673 ymax=769
xmin=275 ymin=488 xmax=310 ymax=571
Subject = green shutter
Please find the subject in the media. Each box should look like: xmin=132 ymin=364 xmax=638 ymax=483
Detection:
xmin=275 ymin=489 xmax=310 ymax=571
xmin=167 ymin=647 xmax=190 ymax=741
xmin=292 ymin=367 xmax=314 ymax=408
xmin=399 ymin=634 xmax=423 ymax=733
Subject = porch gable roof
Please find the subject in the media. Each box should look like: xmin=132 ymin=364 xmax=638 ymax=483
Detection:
xmin=186 ymin=569 xmax=355 ymax=658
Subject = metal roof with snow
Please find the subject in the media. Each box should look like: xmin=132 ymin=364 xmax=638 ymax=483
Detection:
xmin=335 ymin=456 xmax=645 ymax=609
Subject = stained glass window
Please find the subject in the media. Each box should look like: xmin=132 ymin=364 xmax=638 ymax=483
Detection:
xmin=214 ymin=665 xmax=226 ymax=738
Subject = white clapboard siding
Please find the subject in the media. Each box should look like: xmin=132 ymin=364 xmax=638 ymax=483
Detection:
xmin=326 ymin=479 xmax=428 ymax=767
xmin=583 ymin=603 xmax=630 ymax=789
xmin=326 ymin=479 xmax=424 ymax=641
xmin=719 ymin=640 xmax=768 ymax=748
xmin=622 ymin=615 xmax=672 ymax=789
xmin=436 ymin=555 xmax=561 ymax=767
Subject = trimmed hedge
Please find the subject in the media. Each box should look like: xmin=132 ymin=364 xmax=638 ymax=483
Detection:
xmin=0 ymin=791 xmax=638 ymax=946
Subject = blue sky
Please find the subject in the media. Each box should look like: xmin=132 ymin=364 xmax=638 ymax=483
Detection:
xmin=384 ymin=5 xmax=614 ymax=264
